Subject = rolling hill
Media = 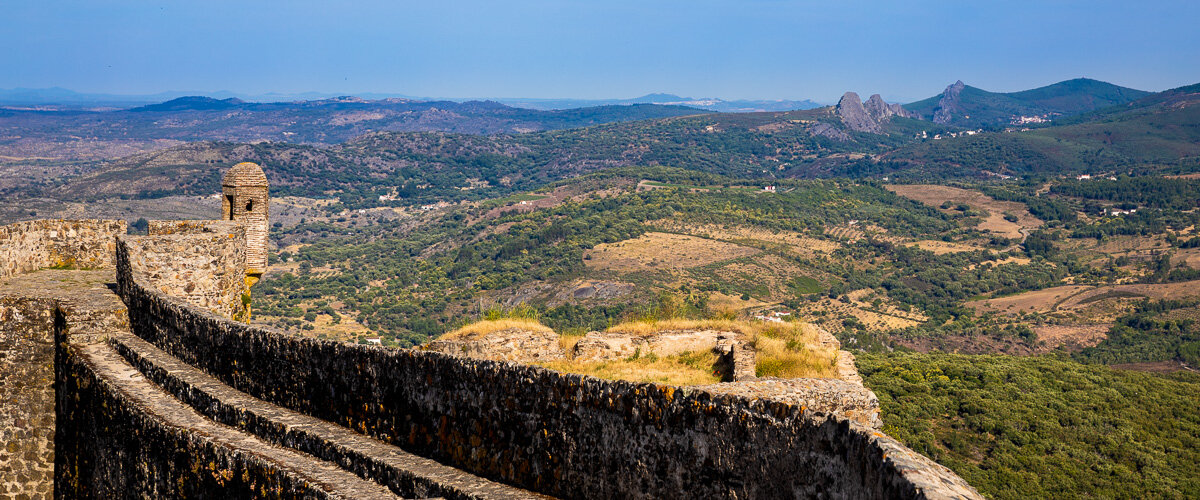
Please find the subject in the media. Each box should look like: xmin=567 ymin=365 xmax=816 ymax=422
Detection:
xmin=0 ymin=96 xmax=705 ymax=161
xmin=904 ymin=78 xmax=1150 ymax=128
xmin=886 ymin=82 xmax=1200 ymax=177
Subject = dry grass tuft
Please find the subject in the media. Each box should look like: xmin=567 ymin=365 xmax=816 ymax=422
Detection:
xmin=440 ymin=318 xmax=554 ymax=341
xmin=557 ymin=333 xmax=584 ymax=353
xmin=752 ymin=335 xmax=838 ymax=378
xmin=538 ymin=350 xmax=721 ymax=386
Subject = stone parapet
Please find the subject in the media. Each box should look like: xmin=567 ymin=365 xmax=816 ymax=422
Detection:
xmin=422 ymin=327 xmax=566 ymax=363
xmin=697 ymin=377 xmax=883 ymax=429
xmin=0 ymin=219 xmax=126 ymax=279
xmin=117 ymin=228 xmax=248 ymax=319
xmin=148 ymin=219 xmax=241 ymax=236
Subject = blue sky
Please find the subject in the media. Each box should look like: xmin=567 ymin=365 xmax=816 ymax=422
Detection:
xmin=4 ymin=0 xmax=1199 ymax=103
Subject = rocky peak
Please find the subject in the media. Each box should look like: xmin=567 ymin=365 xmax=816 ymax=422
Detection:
xmin=837 ymin=91 xmax=913 ymax=133
xmin=933 ymin=80 xmax=966 ymax=124
xmin=863 ymin=94 xmax=915 ymax=121
xmin=836 ymin=91 xmax=882 ymax=134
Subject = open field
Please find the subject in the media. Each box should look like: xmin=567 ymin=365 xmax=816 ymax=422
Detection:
xmin=968 ymin=256 xmax=1033 ymax=269
xmin=1058 ymin=280 xmax=1200 ymax=309
xmin=968 ymin=280 xmax=1200 ymax=318
xmin=796 ymin=291 xmax=926 ymax=332
xmin=907 ymin=240 xmax=989 ymax=254
xmin=886 ymin=184 xmax=1043 ymax=239
xmin=584 ymin=232 xmax=759 ymax=272
xmin=1032 ymin=324 xmax=1108 ymax=349
xmin=965 ymin=285 xmax=1094 ymax=315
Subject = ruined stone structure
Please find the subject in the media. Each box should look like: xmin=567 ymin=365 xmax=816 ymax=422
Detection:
xmin=0 ymin=163 xmax=983 ymax=499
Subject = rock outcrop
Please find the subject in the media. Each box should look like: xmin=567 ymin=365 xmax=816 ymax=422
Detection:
xmin=422 ymin=327 xmax=565 ymax=363
xmin=835 ymin=92 xmax=882 ymax=133
xmin=933 ymin=80 xmax=966 ymax=124
xmin=864 ymin=93 xmax=915 ymax=121
xmin=836 ymin=91 xmax=912 ymax=133
xmin=809 ymin=122 xmax=851 ymax=142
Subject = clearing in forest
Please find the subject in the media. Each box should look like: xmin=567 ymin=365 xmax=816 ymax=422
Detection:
xmin=887 ymin=184 xmax=1042 ymax=239
xmin=1057 ymin=280 xmax=1200 ymax=309
xmin=584 ymin=232 xmax=759 ymax=272
xmin=967 ymin=280 xmax=1200 ymax=317
xmin=965 ymin=285 xmax=1094 ymax=315
xmin=907 ymin=240 xmax=989 ymax=254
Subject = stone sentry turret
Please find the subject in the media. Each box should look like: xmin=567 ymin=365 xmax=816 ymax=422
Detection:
xmin=221 ymin=162 xmax=269 ymax=287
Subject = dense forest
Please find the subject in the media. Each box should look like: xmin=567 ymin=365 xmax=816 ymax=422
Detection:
xmin=858 ymin=353 xmax=1200 ymax=499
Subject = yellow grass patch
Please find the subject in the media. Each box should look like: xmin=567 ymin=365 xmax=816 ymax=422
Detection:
xmin=752 ymin=335 xmax=838 ymax=379
xmin=440 ymin=318 xmax=553 ymax=341
xmin=584 ymin=232 xmax=758 ymax=272
xmin=607 ymin=318 xmax=767 ymax=336
xmin=648 ymin=220 xmax=841 ymax=256
xmin=558 ymin=333 xmax=584 ymax=353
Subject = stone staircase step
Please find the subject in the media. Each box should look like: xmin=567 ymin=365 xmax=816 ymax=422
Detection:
xmin=74 ymin=340 xmax=402 ymax=499
xmin=109 ymin=331 xmax=547 ymax=500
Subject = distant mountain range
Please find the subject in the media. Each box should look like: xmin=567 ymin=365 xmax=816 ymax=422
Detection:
xmin=0 ymin=87 xmax=421 ymax=107
xmin=494 ymin=94 xmax=823 ymax=113
xmin=0 ymin=87 xmax=819 ymax=112
xmin=8 ymin=79 xmax=1197 ymax=207
xmin=904 ymin=78 xmax=1151 ymax=128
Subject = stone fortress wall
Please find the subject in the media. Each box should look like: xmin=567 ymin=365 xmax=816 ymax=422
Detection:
xmin=114 ymin=241 xmax=981 ymax=498
xmin=0 ymin=219 xmax=126 ymax=498
xmin=0 ymin=161 xmax=982 ymax=499
xmin=0 ymin=297 xmax=57 ymax=499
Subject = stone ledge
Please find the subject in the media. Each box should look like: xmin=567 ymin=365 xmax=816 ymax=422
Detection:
xmin=422 ymin=327 xmax=565 ymax=363
xmin=696 ymin=377 xmax=883 ymax=429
